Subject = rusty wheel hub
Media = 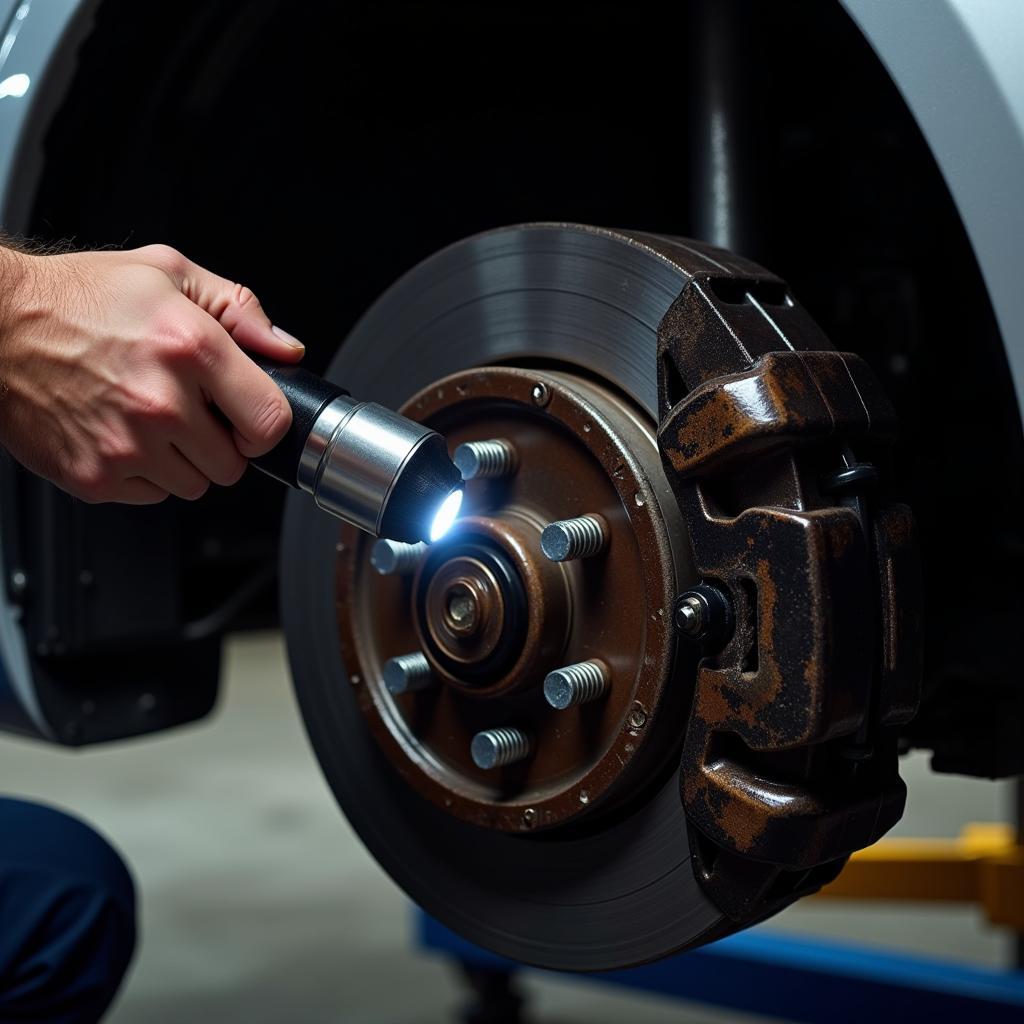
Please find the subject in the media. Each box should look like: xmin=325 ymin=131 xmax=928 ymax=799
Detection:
xmin=336 ymin=366 xmax=693 ymax=832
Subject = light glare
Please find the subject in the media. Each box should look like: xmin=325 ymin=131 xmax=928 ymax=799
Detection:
xmin=429 ymin=488 xmax=463 ymax=542
xmin=0 ymin=73 xmax=30 ymax=99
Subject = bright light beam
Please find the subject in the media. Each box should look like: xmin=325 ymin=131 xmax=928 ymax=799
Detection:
xmin=429 ymin=488 xmax=463 ymax=542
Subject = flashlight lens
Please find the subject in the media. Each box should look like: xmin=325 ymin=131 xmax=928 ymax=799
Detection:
xmin=429 ymin=488 xmax=463 ymax=542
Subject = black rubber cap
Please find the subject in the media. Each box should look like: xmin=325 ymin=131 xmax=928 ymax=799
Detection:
xmin=249 ymin=357 xmax=346 ymax=488
xmin=379 ymin=433 xmax=463 ymax=543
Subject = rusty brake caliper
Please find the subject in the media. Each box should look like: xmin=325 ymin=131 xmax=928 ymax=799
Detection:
xmin=654 ymin=240 xmax=923 ymax=922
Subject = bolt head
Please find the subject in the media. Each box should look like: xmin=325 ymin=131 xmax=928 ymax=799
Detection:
xmin=531 ymin=381 xmax=550 ymax=406
xmin=675 ymin=594 xmax=707 ymax=637
xmin=522 ymin=807 xmax=537 ymax=828
xmin=444 ymin=583 xmax=480 ymax=635
xmin=627 ymin=706 xmax=648 ymax=730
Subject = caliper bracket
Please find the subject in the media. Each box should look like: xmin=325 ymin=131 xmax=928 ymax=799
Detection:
xmin=655 ymin=244 xmax=922 ymax=922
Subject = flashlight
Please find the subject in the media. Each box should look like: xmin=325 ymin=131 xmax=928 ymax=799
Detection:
xmin=249 ymin=358 xmax=464 ymax=544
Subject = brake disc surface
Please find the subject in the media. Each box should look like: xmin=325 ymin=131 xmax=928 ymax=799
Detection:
xmin=281 ymin=225 xmax=734 ymax=969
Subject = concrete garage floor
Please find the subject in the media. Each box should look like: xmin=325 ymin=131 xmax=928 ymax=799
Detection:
xmin=0 ymin=632 xmax=1013 ymax=1023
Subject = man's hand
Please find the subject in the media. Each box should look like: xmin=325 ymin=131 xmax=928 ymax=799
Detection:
xmin=0 ymin=243 xmax=304 ymax=504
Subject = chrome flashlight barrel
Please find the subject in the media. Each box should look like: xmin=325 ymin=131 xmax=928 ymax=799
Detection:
xmin=299 ymin=397 xmax=442 ymax=537
xmin=250 ymin=358 xmax=463 ymax=544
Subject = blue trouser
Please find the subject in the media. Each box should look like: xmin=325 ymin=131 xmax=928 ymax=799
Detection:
xmin=0 ymin=799 xmax=136 ymax=1023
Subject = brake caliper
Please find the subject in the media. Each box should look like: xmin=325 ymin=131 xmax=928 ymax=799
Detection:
xmin=656 ymin=242 xmax=923 ymax=921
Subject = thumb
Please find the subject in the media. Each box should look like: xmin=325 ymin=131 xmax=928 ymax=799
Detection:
xmin=176 ymin=259 xmax=305 ymax=364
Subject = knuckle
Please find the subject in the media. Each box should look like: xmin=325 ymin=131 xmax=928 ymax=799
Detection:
xmin=231 ymin=282 xmax=262 ymax=313
xmin=130 ymin=387 xmax=185 ymax=428
xmin=138 ymin=243 xmax=187 ymax=275
xmin=159 ymin=321 xmax=214 ymax=368
xmin=68 ymin=462 xmax=112 ymax=503
xmin=96 ymin=431 xmax=141 ymax=467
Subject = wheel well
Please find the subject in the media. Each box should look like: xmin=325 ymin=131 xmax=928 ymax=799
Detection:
xmin=23 ymin=0 xmax=1023 ymax=774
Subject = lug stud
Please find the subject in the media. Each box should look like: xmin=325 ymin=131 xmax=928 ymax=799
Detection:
xmin=453 ymin=439 xmax=517 ymax=480
xmin=471 ymin=727 xmax=531 ymax=770
xmin=371 ymin=539 xmax=428 ymax=576
xmin=540 ymin=514 xmax=607 ymax=562
xmin=382 ymin=652 xmax=434 ymax=694
xmin=543 ymin=660 xmax=609 ymax=709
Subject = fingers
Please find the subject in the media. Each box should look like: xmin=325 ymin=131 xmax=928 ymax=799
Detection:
xmin=171 ymin=254 xmax=305 ymax=363
xmin=184 ymin=309 xmax=293 ymax=458
xmin=171 ymin=403 xmax=247 ymax=487
xmin=111 ymin=478 xmax=170 ymax=505
xmin=140 ymin=443 xmax=210 ymax=501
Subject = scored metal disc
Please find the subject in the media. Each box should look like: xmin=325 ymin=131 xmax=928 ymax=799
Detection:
xmin=281 ymin=224 xmax=732 ymax=970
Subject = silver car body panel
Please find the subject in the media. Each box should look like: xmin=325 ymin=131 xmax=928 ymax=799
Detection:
xmin=842 ymin=0 xmax=1024 ymax=418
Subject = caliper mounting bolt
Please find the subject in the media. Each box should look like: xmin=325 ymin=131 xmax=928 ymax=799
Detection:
xmin=674 ymin=583 xmax=735 ymax=647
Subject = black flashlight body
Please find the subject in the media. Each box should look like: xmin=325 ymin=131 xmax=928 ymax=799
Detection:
xmin=249 ymin=358 xmax=463 ymax=544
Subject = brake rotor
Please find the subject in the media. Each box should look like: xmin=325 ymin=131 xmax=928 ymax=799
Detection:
xmin=282 ymin=224 xmax=735 ymax=969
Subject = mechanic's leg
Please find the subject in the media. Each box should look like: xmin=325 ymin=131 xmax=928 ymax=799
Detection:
xmin=0 ymin=798 xmax=136 ymax=1023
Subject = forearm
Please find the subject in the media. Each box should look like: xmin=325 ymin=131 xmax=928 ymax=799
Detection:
xmin=0 ymin=243 xmax=33 ymax=365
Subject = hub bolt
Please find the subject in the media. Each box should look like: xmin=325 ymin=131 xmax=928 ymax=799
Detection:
xmin=540 ymin=514 xmax=608 ymax=562
xmin=444 ymin=583 xmax=481 ymax=635
xmin=471 ymin=727 xmax=531 ymax=770
xmin=531 ymin=382 xmax=550 ymax=406
xmin=382 ymin=652 xmax=434 ymax=695
xmin=371 ymin=539 xmax=428 ymax=576
xmin=543 ymin=660 xmax=609 ymax=709
xmin=453 ymin=439 xmax=517 ymax=480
